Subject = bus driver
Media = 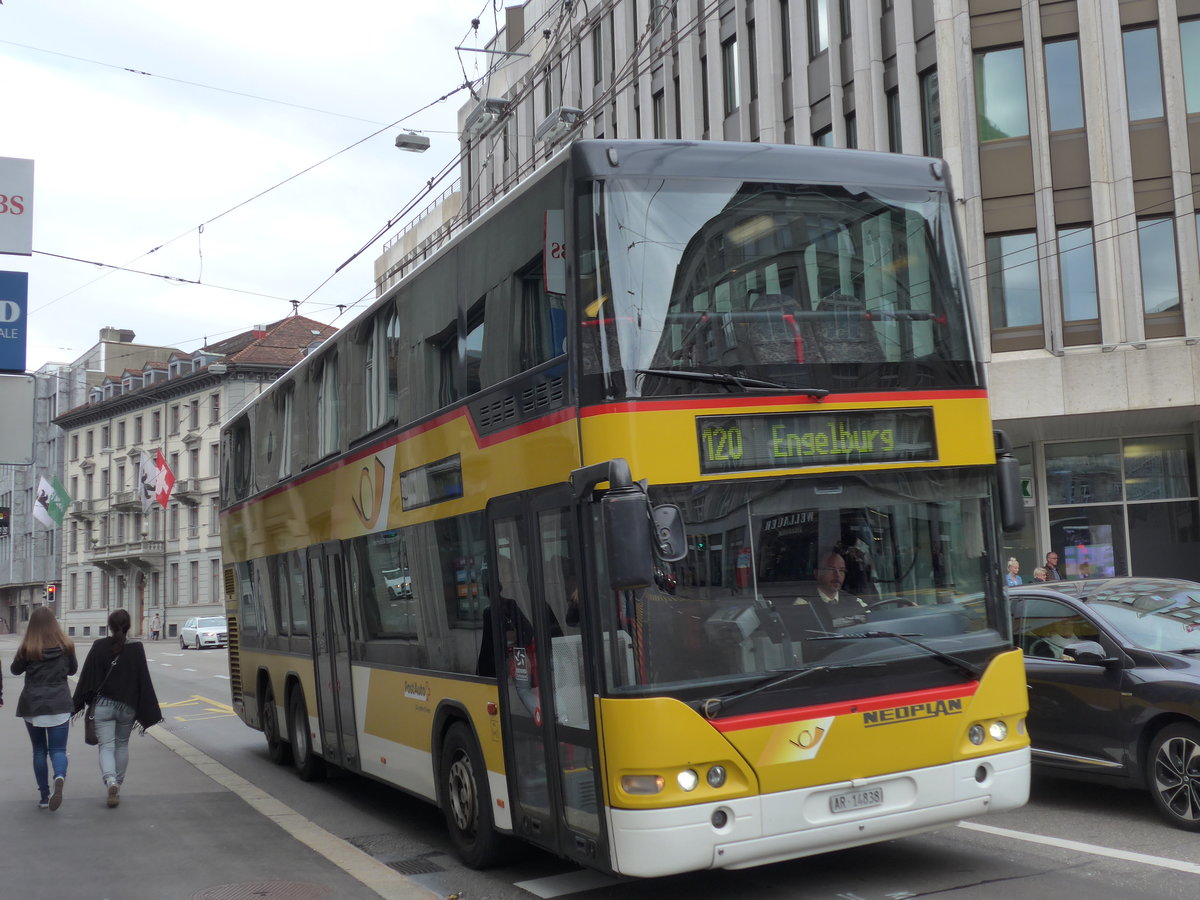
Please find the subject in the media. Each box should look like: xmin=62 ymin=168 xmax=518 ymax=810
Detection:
xmin=779 ymin=549 xmax=870 ymax=638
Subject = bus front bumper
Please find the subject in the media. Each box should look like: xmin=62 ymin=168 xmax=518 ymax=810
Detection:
xmin=606 ymin=747 xmax=1030 ymax=878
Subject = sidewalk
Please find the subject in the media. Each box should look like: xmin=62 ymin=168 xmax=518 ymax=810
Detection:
xmin=0 ymin=634 xmax=437 ymax=900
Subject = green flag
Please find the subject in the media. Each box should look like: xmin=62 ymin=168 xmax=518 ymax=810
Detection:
xmin=33 ymin=476 xmax=71 ymax=528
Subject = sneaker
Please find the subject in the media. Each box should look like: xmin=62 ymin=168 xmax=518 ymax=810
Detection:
xmin=49 ymin=776 xmax=64 ymax=811
xmin=37 ymin=795 xmax=49 ymax=810
xmin=106 ymin=783 xmax=120 ymax=808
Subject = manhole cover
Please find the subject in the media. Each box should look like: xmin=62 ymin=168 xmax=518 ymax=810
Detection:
xmin=387 ymin=856 xmax=445 ymax=876
xmin=193 ymin=882 xmax=331 ymax=900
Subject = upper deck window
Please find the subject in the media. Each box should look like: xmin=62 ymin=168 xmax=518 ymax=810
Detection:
xmin=577 ymin=175 xmax=979 ymax=402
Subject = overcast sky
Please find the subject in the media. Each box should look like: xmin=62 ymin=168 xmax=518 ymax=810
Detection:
xmin=2 ymin=0 xmax=501 ymax=371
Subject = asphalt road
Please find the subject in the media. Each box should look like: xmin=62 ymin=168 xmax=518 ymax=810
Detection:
xmin=148 ymin=645 xmax=1200 ymax=899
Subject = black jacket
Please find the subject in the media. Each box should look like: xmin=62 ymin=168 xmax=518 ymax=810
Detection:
xmin=72 ymin=637 xmax=162 ymax=731
xmin=11 ymin=646 xmax=77 ymax=718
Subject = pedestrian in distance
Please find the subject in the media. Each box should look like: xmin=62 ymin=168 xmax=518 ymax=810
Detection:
xmin=72 ymin=608 xmax=163 ymax=809
xmin=1005 ymin=558 xmax=1022 ymax=587
xmin=1032 ymin=567 xmax=1049 ymax=582
xmin=1044 ymin=551 xmax=1064 ymax=581
xmin=10 ymin=606 xmax=77 ymax=811
xmin=150 ymin=613 xmax=161 ymax=641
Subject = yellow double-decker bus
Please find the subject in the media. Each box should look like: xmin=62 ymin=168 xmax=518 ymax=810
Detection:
xmin=220 ymin=140 xmax=1030 ymax=878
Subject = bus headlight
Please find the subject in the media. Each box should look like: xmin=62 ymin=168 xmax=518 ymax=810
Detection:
xmin=621 ymin=775 xmax=665 ymax=794
xmin=706 ymin=765 xmax=727 ymax=788
xmin=677 ymin=769 xmax=699 ymax=792
xmin=968 ymin=724 xmax=985 ymax=745
xmin=988 ymin=721 xmax=1008 ymax=741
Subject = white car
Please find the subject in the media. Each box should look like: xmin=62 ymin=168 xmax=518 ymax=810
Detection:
xmin=180 ymin=616 xmax=228 ymax=650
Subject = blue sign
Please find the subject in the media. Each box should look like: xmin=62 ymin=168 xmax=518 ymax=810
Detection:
xmin=0 ymin=271 xmax=27 ymax=373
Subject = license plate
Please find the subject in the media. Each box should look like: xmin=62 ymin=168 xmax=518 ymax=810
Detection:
xmin=829 ymin=787 xmax=883 ymax=813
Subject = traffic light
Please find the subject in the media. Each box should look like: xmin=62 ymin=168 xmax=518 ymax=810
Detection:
xmin=46 ymin=584 xmax=57 ymax=605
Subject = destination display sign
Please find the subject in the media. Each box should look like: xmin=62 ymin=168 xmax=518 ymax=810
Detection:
xmin=697 ymin=408 xmax=937 ymax=475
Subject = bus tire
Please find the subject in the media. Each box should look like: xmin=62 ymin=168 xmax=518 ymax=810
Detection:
xmin=289 ymin=689 xmax=325 ymax=782
xmin=262 ymin=683 xmax=292 ymax=766
xmin=439 ymin=721 xmax=505 ymax=868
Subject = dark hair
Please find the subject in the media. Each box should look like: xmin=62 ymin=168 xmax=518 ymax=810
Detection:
xmin=108 ymin=608 xmax=132 ymax=655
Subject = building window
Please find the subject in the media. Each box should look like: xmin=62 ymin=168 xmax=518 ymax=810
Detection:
xmin=1123 ymin=27 xmax=1164 ymax=120
xmin=1183 ymin=19 xmax=1200 ymax=114
xmin=1045 ymin=436 xmax=1199 ymax=579
xmin=747 ymin=19 xmax=759 ymax=103
xmin=886 ymin=89 xmax=901 ymax=152
xmin=974 ymin=47 xmax=1029 ymax=140
xmin=134 ymin=416 xmax=143 ymax=444
xmin=190 ymin=561 xmax=199 ymax=604
xmin=1137 ymin=217 xmax=1181 ymax=334
xmin=721 ymin=36 xmax=739 ymax=117
xmin=1044 ymin=39 xmax=1084 ymax=131
xmin=101 ymin=425 xmax=110 ymax=448
xmin=652 ymin=90 xmax=665 ymax=138
xmin=1057 ymin=226 xmax=1100 ymax=346
xmin=986 ymin=231 xmax=1043 ymax=349
xmin=209 ymin=392 xmax=220 ymax=425
xmin=919 ymin=68 xmax=940 ymax=156
xmin=152 ymin=411 xmax=161 ymax=440
xmin=209 ymin=443 xmax=219 ymax=477
xmin=169 ymin=405 xmax=180 ymax=435
xmin=700 ymin=55 xmax=710 ymax=134
xmin=839 ymin=0 xmax=851 ymax=39
xmin=592 ymin=27 xmax=603 ymax=85
xmin=813 ymin=126 xmax=833 ymax=147
xmin=211 ymin=558 xmax=221 ymax=602
xmin=71 ymin=434 xmax=78 ymax=460
xmin=807 ymin=0 xmax=828 ymax=59
xmin=845 ymin=112 xmax=857 ymax=148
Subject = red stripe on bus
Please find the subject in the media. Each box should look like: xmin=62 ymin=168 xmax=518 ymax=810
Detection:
xmin=708 ymin=681 xmax=979 ymax=733
xmin=580 ymin=389 xmax=988 ymax=417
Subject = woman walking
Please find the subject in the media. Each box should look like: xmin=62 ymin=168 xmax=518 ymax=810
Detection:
xmin=10 ymin=607 xmax=77 ymax=810
xmin=73 ymin=609 xmax=162 ymax=808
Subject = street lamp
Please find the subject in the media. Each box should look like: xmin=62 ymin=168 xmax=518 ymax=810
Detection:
xmin=394 ymin=131 xmax=430 ymax=152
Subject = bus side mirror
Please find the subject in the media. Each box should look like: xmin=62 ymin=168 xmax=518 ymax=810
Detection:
xmin=994 ymin=430 xmax=1024 ymax=533
xmin=652 ymin=505 xmax=688 ymax=562
xmin=603 ymin=488 xmax=656 ymax=590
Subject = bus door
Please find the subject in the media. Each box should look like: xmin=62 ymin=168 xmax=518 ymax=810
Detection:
xmin=487 ymin=487 xmax=607 ymax=868
xmin=307 ymin=542 xmax=359 ymax=770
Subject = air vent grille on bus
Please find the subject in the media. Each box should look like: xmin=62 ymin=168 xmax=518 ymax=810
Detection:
xmin=226 ymin=614 xmax=241 ymax=697
xmin=522 ymin=376 xmax=564 ymax=413
xmin=478 ymin=394 xmax=518 ymax=430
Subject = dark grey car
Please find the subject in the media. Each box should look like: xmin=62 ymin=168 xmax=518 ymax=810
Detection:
xmin=1010 ymin=577 xmax=1200 ymax=830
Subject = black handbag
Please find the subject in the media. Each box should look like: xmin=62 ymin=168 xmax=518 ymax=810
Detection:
xmin=83 ymin=657 xmax=118 ymax=746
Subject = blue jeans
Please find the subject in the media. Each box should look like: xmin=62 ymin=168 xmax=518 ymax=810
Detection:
xmin=25 ymin=720 xmax=69 ymax=799
xmin=94 ymin=699 xmax=136 ymax=786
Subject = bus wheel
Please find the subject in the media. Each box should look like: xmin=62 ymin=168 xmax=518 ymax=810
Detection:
xmin=262 ymin=683 xmax=292 ymax=766
xmin=439 ymin=721 xmax=505 ymax=868
xmin=288 ymin=689 xmax=325 ymax=782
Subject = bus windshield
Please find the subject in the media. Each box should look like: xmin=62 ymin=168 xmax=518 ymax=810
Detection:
xmin=595 ymin=469 xmax=1004 ymax=695
xmin=578 ymin=176 xmax=980 ymax=400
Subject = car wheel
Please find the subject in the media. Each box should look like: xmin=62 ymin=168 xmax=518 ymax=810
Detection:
xmin=195 ymin=636 xmax=202 ymax=650
xmin=1149 ymin=723 xmax=1200 ymax=831
xmin=180 ymin=636 xmax=187 ymax=649
xmin=262 ymin=682 xmax=292 ymax=766
xmin=439 ymin=721 xmax=507 ymax=868
xmin=288 ymin=689 xmax=325 ymax=782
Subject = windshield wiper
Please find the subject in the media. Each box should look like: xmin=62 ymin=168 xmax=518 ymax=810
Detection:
xmin=810 ymin=629 xmax=983 ymax=680
xmin=636 ymin=368 xmax=829 ymax=398
xmin=699 ymin=663 xmax=883 ymax=719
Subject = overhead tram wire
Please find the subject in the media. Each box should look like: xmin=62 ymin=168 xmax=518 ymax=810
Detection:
xmin=31 ymin=74 xmax=482 ymax=315
xmin=0 ymin=38 xmax=389 ymax=126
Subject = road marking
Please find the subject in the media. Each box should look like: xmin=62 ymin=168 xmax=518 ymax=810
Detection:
xmin=958 ymin=821 xmax=1200 ymax=875
xmin=149 ymin=727 xmax=437 ymax=899
xmin=214 ymin=674 xmax=231 ymax=680
xmin=514 ymin=870 xmax=621 ymax=897
xmin=159 ymin=663 xmax=174 ymax=667
xmin=162 ymin=694 xmax=236 ymax=721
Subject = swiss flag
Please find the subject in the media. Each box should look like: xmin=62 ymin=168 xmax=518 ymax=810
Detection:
xmin=155 ymin=449 xmax=176 ymax=509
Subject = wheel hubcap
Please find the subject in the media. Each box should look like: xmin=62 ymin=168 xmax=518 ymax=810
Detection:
xmin=1155 ymin=736 xmax=1200 ymax=822
xmin=447 ymin=752 xmax=477 ymax=835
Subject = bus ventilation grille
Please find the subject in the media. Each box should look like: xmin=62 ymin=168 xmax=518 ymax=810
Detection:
xmin=226 ymin=614 xmax=241 ymax=696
